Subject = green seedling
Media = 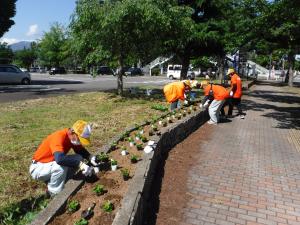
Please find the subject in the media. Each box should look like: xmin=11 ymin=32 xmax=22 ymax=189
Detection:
xmin=68 ymin=199 xmax=80 ymax=213
xmin=110 ymin=142 xmax=117 ymax=150
xmin=131 ymin=155 xmax=138 ymax=164
xmin=121 ymin=168 xmax=130 ymax=180
xmin=95 ymin=152 xmax=109 ymax=163
xmin=111 ymin=159 xmax=118 ymax=166
xmin=136 ymin=143 xmax=143 ymax=151
xmin=102 ymin=201 xmax=114 ymax=212
xmin=141 ymin=136 xmax=148 ymax=143
xmin=127 ymin=137 xmax=134 ymax=143
xmin=93 ymin=184 xmax=105 ymax=196
xmin=74 ymin=218 xmax=88 ymax=225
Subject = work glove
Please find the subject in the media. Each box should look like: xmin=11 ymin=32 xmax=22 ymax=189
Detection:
xmin=230 ymin=91 xmax=233 ymax=97
xmin=90 ymin=155 xmax=101 ymax=167
xmin=79 ymin=162 xmax=93 ymax=177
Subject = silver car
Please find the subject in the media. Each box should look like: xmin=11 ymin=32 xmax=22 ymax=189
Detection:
xmin=0 ymin=64 xmax=31 ymax=84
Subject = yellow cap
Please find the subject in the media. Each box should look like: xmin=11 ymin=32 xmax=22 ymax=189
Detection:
xmin=72 ymin=120 xmax=92 ymax=146
xmin=227 ymin=68 xmax=235 ymax=75
xmin=183 ymin=80 xmax=191 ymax=87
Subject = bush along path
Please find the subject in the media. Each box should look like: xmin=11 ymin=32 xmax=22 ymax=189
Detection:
xmin=30 ymin=100 xmax=205 ymax=225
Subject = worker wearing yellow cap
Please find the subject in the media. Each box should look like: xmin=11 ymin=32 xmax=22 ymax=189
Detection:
xmin=163 ymin=80 xmax=192 ymax=110
xmin=29 ymin=120 xmax=100 ymax=196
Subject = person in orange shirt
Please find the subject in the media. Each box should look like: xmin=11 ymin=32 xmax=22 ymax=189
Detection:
xmin=163 ymin=80 xmax=192 ymax=111
xmin=29 ymin=120 xmax=101 ymax=196
xmin=200 ymin=81 xmax=229 ymax=125
xmin=227 ymin=68 xmax=244 ymax=119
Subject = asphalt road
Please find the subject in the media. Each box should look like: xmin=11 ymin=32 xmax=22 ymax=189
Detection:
xmin=0 ymin=73 xmax=170 ymax=103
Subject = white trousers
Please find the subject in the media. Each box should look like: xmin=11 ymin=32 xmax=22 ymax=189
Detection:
xmin=208 ymin=99 xmax=225 ymax=123
xmin=29 ymin=161 xmax=68 ymax=195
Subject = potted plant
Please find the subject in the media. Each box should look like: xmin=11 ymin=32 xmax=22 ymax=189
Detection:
xmin=111 ymin=159 xmax=118 ymax=171
xmin=67 ymin=199 xmax=80 ymax=213
xmin=102 ymin=201 xmax=114 ymax=212
xmin=135 ymin=133 xmax=142 ymax=141
xmin=187 ymin=108 xmax=192 ymax=114
xmin=93 ymin=184 xmax=106 ymax=196
xmin=74 ymin=218 xmax=88 ymax=225
xmin=136 ymin=143 xmax=143 ymax=151
xmin=130 ymin=155 xmax=138 ymax=164
xmin=121 ymin=168 xmax=130 ymax=181
xmin=81 ymin=202 xmax=96 ymax=220
xmin=120 ymin=146 xmax=128 ymax=156
xmin=127 ymin=137 xmax=135 ymax=147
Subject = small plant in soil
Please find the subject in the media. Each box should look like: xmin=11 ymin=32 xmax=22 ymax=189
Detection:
xmin=162 ymin=120 xmax=167 ymax=127
xmin=68 ymin=199 xmax=80 ymax=213
xmin=176 ymin=113 xmax=182 ymax=120
xmin=95 ymin=152 xmax=109 ymax=163
xmin=136 ymin=143 xmax=143 ymax=151
xmin=93 ymin=184 xmax=105 ymax=196
xmin=121 ymin=168 xmax=130 ymax=180
xmin=110 ymin=141 xmax=117 ymax=150
xmin=193 ymin=106 xmax=197 ymax=111
xmin=102 ymin=201 xmax=114 ymax=212
xmin=151 ymin=124 xmax=158 ymax=131
xmin=187 ymin=108 xmax=191 ymax=114
xmin=148 ymin=128 xmax=154 ymax=136
xmin=144 ymin=120 xmax=151 ymax=125
xmin=166 ymin=116 xmax=172 ymax=123
xmin=74 ymin=218 xmax=88 ymax=225
xmin=131 ymin=155 xmax=138 ymax=164
xmin=139 ymin=128 xmax=144 ymax=135
xmin=121 ymin=146 xmax=128 ymax=156
xmin=158 ymin=120 xmax=163 ymax=125
xmin=182 ymin=110 xmax=186 ymax=117
xmin=141 ymin=136 xmax=148 ymax=143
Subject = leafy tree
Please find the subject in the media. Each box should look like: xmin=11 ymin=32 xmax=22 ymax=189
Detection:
xmin=71 ymin=0 xmax=167 ymax=95
xmin=255 ymin=0 xmax=300 ymax=86
xmin=0 ymin=42 xmax=13 ymax=64
xmin=0 ymin=0 xmax=17 ymax=38
xmin=38 ymin=23 xmax=68 ymax=67
xmin=13 ymin=43 xmax=38 ymax=69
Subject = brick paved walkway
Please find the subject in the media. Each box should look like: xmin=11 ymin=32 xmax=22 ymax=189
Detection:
xmin=156 ymin=82 xmax=300 ymax=225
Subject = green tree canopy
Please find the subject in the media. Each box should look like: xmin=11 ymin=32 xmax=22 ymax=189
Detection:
xmin=13 ymin=43 xmax=38 ymax=69
xmin=0 ymin=0 xmax=17 ymax=38
xmin=0 ymin=42 xmax=14 ymax=64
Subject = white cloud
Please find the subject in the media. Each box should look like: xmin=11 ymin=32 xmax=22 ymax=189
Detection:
xmin=26 ymin=24 xmax=38 ymax=36
xmin=0 ymin=38 xmax=19 ymax=45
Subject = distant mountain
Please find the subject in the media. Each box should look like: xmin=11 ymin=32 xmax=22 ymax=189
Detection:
xmin=9 ymin=41 xmax=32 ymax=51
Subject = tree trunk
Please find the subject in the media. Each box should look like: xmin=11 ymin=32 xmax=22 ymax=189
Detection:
xmin=217 ymin=56 xmax=225 ymax=82
xmin=180 ymin=50 xmax=190 ymax=80
xmin=288 ymin=53 xmax=294 ymax=87
xmin=117 ymin=56 xmax=124 ymax=96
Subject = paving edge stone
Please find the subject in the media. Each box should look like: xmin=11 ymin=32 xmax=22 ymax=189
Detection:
xmin=30 ymin=109 xmax=209 ymax=225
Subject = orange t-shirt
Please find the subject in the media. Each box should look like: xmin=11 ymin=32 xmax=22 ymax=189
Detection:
xmin=163 ymin=81 xmax=185 ymax=103
xmin=204 ymin=84 xmax=229 ymax=101
xmin=33 ymin=128 xmax=82 ymax=163
xmin=231 ymin=73 xmax=242 ymax=98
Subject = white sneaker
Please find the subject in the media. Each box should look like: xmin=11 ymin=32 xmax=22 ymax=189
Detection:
xmin=207 ymin=120 xmax=217 ymax=125
xmin=239 ymin=115 xmax=245 ymax=119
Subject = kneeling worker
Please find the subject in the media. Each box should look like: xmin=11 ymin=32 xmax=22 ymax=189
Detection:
xmin=29 ymin=120 xmax=101 ymax=196
xmin=200 ymin=82 xmax=229 ymax=125
xmin=163 ymin=80 xmax=192 ymax=111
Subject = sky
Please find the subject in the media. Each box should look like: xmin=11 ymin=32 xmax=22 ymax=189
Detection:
xmin=0 ymin=0 xmax=77 ymax=45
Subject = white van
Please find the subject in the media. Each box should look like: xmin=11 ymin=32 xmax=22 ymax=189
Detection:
xmin=167 ymin=64 xmax=195 ymax=80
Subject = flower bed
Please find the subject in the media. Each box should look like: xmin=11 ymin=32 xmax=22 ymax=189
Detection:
xmin=30 ymin=102 xmax=207 ymax=225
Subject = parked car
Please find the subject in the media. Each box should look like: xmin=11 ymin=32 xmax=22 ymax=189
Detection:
xmin=167 ymin=64 xmax=195 ymax=80
xmin=97 ymin=66 xmax=114 ymax=75
xmin=49 ymin=67 xmax=66 ymax=75
xmin=0 ymin=64 xmax=31 ymax=84
xmin=124 ymin=67 xmax=143 ymax=76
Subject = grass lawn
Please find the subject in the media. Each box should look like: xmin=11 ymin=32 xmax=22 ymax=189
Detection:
xmin=0 ymin=90 xmax=169 ymax=218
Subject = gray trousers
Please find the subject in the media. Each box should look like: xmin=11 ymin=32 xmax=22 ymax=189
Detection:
xmin=208 ymin=99 xmax=225 ymax=123
xmin=29 ymin=160 xmax=79 ymax=195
